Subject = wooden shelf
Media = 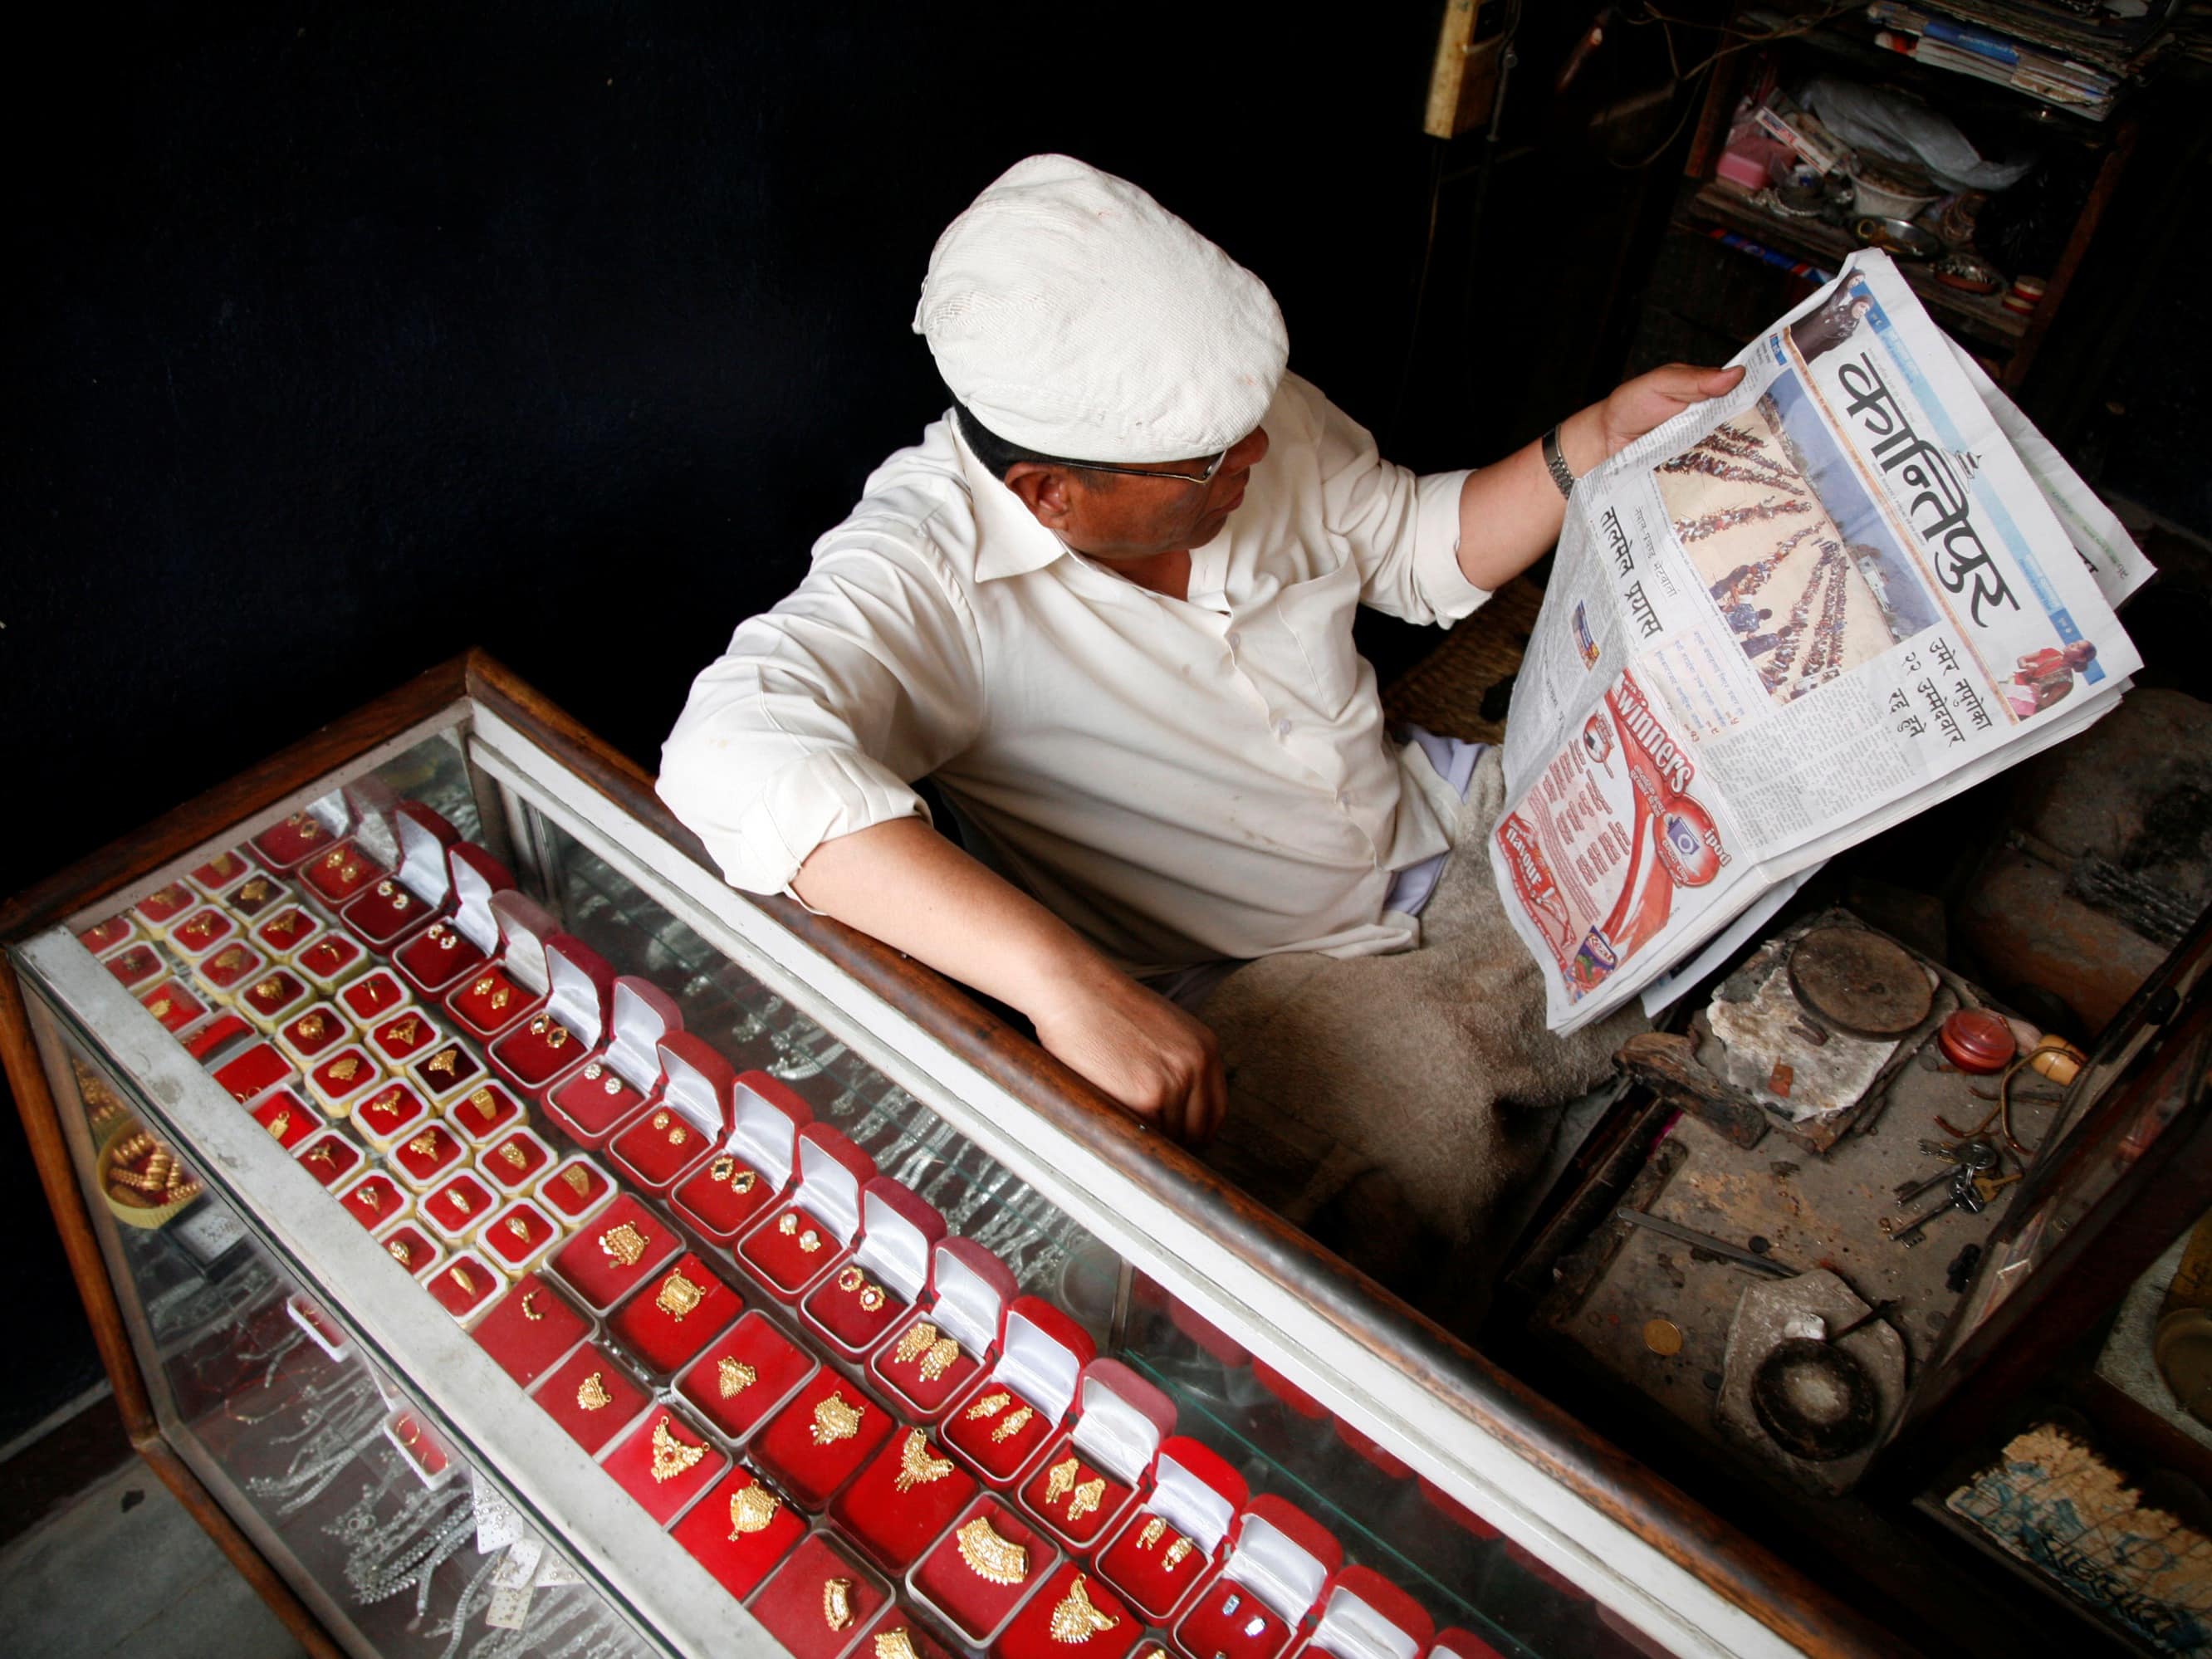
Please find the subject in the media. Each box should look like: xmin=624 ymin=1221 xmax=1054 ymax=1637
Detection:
xmin=1680 ymin=179 xmax=2030 ymax=349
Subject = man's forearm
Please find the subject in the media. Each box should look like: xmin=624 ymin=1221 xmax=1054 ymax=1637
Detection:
xmin=1452 ymin=404 xmax=1611 ymax=592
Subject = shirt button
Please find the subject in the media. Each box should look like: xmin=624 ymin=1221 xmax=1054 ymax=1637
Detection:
xmin=1276 ymin=718 xmax=1292 ymax=738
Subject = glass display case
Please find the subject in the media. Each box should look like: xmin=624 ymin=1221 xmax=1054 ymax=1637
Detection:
xmin=0 ymin=654 xmax=1890 ymax=1659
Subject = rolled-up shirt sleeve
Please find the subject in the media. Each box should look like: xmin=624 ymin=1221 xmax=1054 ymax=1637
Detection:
xmin=658 ymin=525 xmax=986 ymax=895
xmin=1299 ymin=377 xmax=1488 ymax=628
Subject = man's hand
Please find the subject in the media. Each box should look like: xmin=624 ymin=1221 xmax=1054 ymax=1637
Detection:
xmin=1568 ymin=362 xmax=1747 ymax=474
xmin=1027 ymin=962 xmax=1227 ymax=1147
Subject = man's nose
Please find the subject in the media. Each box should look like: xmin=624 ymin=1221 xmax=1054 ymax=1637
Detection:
xmin=1227 ymin=425 xmax=1270 ymax=473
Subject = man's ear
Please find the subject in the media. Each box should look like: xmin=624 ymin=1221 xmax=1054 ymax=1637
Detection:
xmin=1004 ymin=462 xmax=1077 ymax=531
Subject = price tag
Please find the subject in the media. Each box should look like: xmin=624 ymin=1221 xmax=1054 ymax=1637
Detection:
xmin=485 ymin=1539 xmax=543 ymax=1630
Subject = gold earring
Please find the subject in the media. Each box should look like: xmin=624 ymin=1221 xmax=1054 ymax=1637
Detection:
xmin=991 ymin=1406 xmax=1034 ymax=1443
xmin=1044 ymin=1456 xmax=1079 ymax=1506
xmin=965 ymin=1391 xmax=1011 ymax=1421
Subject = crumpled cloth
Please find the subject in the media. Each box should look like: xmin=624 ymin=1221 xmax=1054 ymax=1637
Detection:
xmin=1197 ymin=746 xmax=1647 ymax=1312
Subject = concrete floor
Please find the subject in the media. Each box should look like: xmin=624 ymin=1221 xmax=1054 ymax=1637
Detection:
xmin=0 ymin=1457 xmax=306 ymax=1659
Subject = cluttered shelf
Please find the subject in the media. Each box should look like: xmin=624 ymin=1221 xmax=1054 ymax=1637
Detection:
xmin=1678 ymin=177 xmax=2029 ymax=348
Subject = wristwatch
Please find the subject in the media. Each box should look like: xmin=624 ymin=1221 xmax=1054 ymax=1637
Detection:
xmin=1541 ymin=425 xmax=1577 ymax=500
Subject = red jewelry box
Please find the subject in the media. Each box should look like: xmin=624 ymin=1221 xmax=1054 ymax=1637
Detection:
xmin=189 ymin=848 xmax=252 ymax=897
xmin=1096 ymin=1436 xmax=1250 ymax=1624
xmin=340 ymin=801 xmax=461 ymax=948
xmin=749 ymin=1368 xmax=895 ymax=1511
xmin=167 ymin=907 xmax=238 ymax=961
xmin=1016 ymin=1359 xmax=1172 ymax=1553
xmin=384 ymin=1405 xmax=457 ymax=1488
xmin=670 ymin=1466 xmax=808 ymax=1599
xmin=306 ymin=1045 xmax=383 ymax=1117
xmin=212 ymin=1041 xmax=294 ymax=1106
xmin=487 ymin=932 xmax=613 ymax=1092
xmin=482 ymin=1199 xmax=561 ymax=1275
xmin=443 ymin=891 xmax=556 ymax=1041
xmin=546 ymin=976 xmax=683 ymax=1149
xmin=602 ymin=1404 xmax=729 ymax=1525
xmin=390 ymin=1119 xmax=467 ymax=1191
xmin=252 ymin=905 xmax=323 ymax=962
xmin=80 ymin=915 xmax=138 ymax=957
xmin=735 ymin=1123 xmax=878 ymax=1301
xmin=751 ymin=1534 xmax=891 ymax=1659
xmin=428 ymin=1252 xmax=502 ymax=1324
xmin=252 ymin=803 xmax=346 ymax=872
xmin=353 ymin=1080 xmax=433 ymax=1152
xmin=300 ymin=839 xmax=385 ymax=908
xmin=134 ymin=880 xmax=198 ymax=933
xmin=535 ymin=1154 xmax=615 ymax=1226
xmin=869 ymin=1238 xmax=1018 ymax=1422
xmin=409 ymin=1037 xmax=486 ymax=1105
xmin=829 ymin=1424 xmax=979 ymax=1573
xmin=139 ymin=980 xmax=208 ymax=1034
xmin=195 ymin=942 xmax=268 ymax=1000
xmin=420 ymin=1170 xmax=498 ymax=1245
xmin=943 ymin=1297 xmax=1096 ymax=1489
xmin=447 ymin=1079 xmax=525 ymax=1146
xmin=673 ymin=1309 xmax=816 ymax=1442
xmin=275 ymin=1003 xmax=350 ymax=1068
xmin=473 ymin=1273 xmax=590 ymax=1387
xmin=532 ymin=1343 xmax=651 ymax=1455
xmin=105 ymin=945 xmax=164 ymax=991
xmin=184 ymin=1013 xmax=252 ymax=1064
xmin=993 ymin=1564 xmax=1142 ymax=1659
xmin=293 ymin=931 xmax=366 ymax=996
xmin=607 ymin=1030 xmax=731 ymax=1193
xmin=380 ymin=1221 xmax=444 ymax=1281
xmin=250 ymin=1089 xmax=316 ymax=1152
xmin=609 ymin=1250 xmax=744 ymax=1376
xmin=338 ymin=968 xmax=411 ymax=1025
xmin=285 ymin=1293 xmax=351 ymax=1362
xmin=1428 ymin=1631 xmax=1505 ymax=1659
xmin=800 ymin=1177 xmax=946 ymax=1359
xmin=293 ymin=1130 xmax=364 ymax=1189
xmin=368 ymin=1006 xmax=443 ymax=1069
xmin=908 ymin=1493 xmax=1060 ymax=1648
xmin=394 ymin=844 xmax=513 ymax=996
xmin=223 ymin=871 xmax=291 ymax=921
xmin=1284 ymin=1568 xmax=1435 ymax=1659
xmin=337 ymin=1169 xmax=411 ymax=1231
xmin=671 ymin=1069 xmax=810 ymax=1243
xmin=481 ymin=1127 xmax=558 ymax=1193
xmin=240 ymin=969 xmax=311 ymax=1031
xmin=1168 ymin=1496 xmax=1342 ymax=1659
xmin=547 ymin=1192 xmax=681 ymax=1313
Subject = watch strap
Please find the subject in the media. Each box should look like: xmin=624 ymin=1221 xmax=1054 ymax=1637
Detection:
xmin=1541 ymin=424 xmax=1577 ymax=500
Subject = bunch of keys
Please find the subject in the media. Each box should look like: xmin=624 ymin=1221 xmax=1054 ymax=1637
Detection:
xmin=1882 ymin=1138 xmax=2020 ymax=1248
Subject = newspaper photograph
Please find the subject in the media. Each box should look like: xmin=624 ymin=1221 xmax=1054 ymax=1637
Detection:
xmin=1490 ymin=251 xmax=2151 ymax=1035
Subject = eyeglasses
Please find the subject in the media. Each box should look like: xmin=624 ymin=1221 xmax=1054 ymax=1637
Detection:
xmin=1068 ymin=448 xmax=1231 ymax=488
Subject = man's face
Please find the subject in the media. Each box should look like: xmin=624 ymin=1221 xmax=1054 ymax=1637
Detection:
xmin=1015 ymin=425 xmax=1271 ymax=563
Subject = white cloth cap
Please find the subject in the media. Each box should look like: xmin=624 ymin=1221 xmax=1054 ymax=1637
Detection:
xmin=913 ymin=154 xmax=1289 ymax=465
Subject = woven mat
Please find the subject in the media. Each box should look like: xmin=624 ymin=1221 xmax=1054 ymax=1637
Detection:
xmin=1379 ymin=576 xmax=1543 ymax=742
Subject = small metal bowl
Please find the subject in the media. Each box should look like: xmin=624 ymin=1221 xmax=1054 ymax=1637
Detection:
xmin=1853 ymin=216 xmax=1940 ymax=260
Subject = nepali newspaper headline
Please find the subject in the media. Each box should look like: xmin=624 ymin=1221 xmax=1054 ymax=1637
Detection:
xmin=1489 ymin=251 xmax=2154 ymax=1035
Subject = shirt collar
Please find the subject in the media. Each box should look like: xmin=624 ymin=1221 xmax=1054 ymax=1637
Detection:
xmin=950 ymin=414 xmax=1074 ymax=584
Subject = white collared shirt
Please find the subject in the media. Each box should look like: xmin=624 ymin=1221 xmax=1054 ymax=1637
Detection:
xmin=658 ymin=373 xmax=1487 ymax=975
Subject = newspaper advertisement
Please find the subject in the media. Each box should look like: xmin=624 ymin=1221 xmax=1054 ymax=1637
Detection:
xmin=1490 ymin=251 xmax=2150 ymax=1035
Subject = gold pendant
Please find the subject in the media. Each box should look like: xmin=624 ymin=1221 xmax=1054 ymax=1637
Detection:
xmin=599 ymin=1220 xmax=648 ymax=1265
xmin=577 ymin=1372 xmax=610 ymax=1411
xmin=823 ymin=1577 xmax=855 ymax=1632
xmin=965 ymin=1391 xmax=1011 ymax=1421
xmin=649 ymin=1417 xmax=705 ymax=1483
xmin=894 ymin=1429 xmax=954 ymax=1492
xmin=893 ymin=1321 xmax=937 ymax=1367
xmin=727 ymin=1483 xmax=779 ymax=1538
xmin=717 ymin=1356 xmax=756 ymax=1399
xmin=1162 ymin=1537 xmax=1192 ymax=1569
xmin=1137 ymin=1516 xmax=1165 ymax=1551
xmin=875 ymin=1631 xmax=918 ymax=1659
xmin=266 ymin=1109 xmax=291 ymax=1140
xmin=955 ymin=1515 xmax=1029 ymax=1586
xmin=1066 ymin=1477 xmax=1105 ymax=1524
xmin=252 ymin=976 xmax=282 ymax=1001
xmin=656 ymin=1270 xmax=705 ymax=1321
xmin=147 ymin=997 xmax=174 ymax=1020
xmin=1044 ymin=1456 xmax=1079 ymax=1507
xmin=991 ymin=1405 xmax=1035 ymax=1444
xmin=1050 ymin=1574 xmax=1118 ymax=1645
xmin=297 ymin=1012 xmax=325 ymax=1040
xmin=922 ymin=1337 xmax=961 ymax=1382
xmin=810 ymin=1390 xmax=863 ymax=1446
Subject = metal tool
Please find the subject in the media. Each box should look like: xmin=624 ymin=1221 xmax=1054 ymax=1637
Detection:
xmin=1614 ymin=1208 xmax=1795 ymax=1275
xmin=1892 ymin=1138 xmax=1999 ymax=1206
xmin=1882 ymin=1167 xmax=2020 ymax=1248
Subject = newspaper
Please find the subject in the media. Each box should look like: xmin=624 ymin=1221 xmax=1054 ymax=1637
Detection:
xmin=1490 ymin=252 xmax=2152 ymax=1035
